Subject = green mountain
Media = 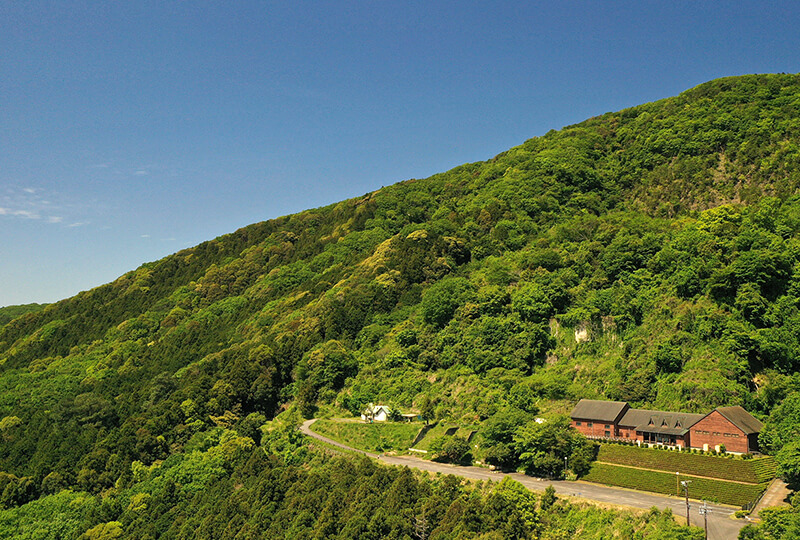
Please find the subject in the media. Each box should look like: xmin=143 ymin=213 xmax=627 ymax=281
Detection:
xmin=0 ymin=304 xmax=46 ymax=327
xmin=2 ymin=73 xmax=800 ymax=538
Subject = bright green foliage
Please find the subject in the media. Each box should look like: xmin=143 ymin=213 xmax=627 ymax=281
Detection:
xmin=738 ymin=494 xmax=800 ymax=539
xmin=312 ymin=419 xmax=421 ymax=452
xmin=430 ymin=434 xmax=472 ymax=464
xmin=513 ymin=415 xmax=596 ymax=477
xmin=776 ymin=440 xmax=800 ymax=487
xmin=0 ymin=304 xmax=46 ymax=327
xmin=760 ymin=391 xmax=800 ymax=454
xmin=0 ymin=74 xmax=799 ymax=534
xmin=421 ymin=277 xmax=475 ymax=328
xmin=0 ymin=436 xmax=703 ymax=539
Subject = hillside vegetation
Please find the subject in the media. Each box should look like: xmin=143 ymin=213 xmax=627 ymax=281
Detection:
xmin=0 ymin=304 xmax=46 ymax=327
xmin=1 ymin=74 xmax=800 ymax=537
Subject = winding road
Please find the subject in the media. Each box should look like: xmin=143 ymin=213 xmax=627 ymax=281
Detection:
xmin=300 ymin=419 xmax=747 ymax=540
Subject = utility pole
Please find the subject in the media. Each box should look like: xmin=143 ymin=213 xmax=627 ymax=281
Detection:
xmin=680 ymin=480 xmax=691 ymax=527
xmin=699 ymin=501 xmax=709 ymax=540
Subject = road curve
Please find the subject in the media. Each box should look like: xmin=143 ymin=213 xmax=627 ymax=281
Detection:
xmin=300 ymin=419 xmax=747 ymax=540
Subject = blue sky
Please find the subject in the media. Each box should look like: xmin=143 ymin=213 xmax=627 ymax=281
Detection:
xmin=2 ymin=1 xmax=800 ymax=307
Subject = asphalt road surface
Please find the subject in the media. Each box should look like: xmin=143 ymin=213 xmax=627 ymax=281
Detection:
xmin=300 ymin=419 xmax=747 ymax=540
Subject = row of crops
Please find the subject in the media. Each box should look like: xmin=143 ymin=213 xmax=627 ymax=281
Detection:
xmin=582 ymin=463 xmax=769 ymax=507
xmin=595 ymin=444 xmax=776 ymax=484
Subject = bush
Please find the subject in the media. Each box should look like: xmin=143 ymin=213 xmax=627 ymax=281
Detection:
xmin=432 ymin=435 xmax=472 ymax=464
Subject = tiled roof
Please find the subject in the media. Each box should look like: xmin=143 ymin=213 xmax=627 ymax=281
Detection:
xmin=620 ymin=409 xmax=705 ymax=436
xmin=715 ymin=406 xmax=763 ymax=435
xmin=570 ymin=399 xmax=629 ymax=423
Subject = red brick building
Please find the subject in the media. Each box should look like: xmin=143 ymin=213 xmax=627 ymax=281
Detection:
xmin=689 ymin=407 xmax=763 ymax=454
xmin=570 ymin=399 xmax=763 ymax=453
xmin=570 ymin=400 xmax=629 ymax=439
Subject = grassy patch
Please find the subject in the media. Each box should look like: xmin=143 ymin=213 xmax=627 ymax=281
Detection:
xmin=412 ymin=423 xmax=459 ymax=451
xmin=312 ymin=419 xmax=422 ymax=452
xmin=596 ymin=444 xmax=776 ymax=484
xmin=582 ymin=462 xmax=768 ymax=507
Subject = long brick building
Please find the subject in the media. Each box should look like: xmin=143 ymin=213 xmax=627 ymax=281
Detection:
xmin=569 ymin=399 xmax=763 ymax=454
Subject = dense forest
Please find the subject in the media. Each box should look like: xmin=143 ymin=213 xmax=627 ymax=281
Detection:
xmin=2 ymin=74 xmax=800 ymax=538
xmin=0 ymin=304 xmax=45 ymax=327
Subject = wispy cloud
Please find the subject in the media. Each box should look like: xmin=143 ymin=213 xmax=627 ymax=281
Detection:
xmin=0 ymin=207 xmax=39 ymax=219
xmin=133 ymin=170 xmax=149 ymax=176
xmin=140 ymin=234 xmax=151 ymax=238
xmin=1 ymin=186 xmax=89 ymax=226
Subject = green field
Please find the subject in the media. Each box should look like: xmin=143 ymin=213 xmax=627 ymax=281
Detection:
xmin=595 ymin=444 xmax=776 ymax=483
xmin=582 ymin=462 xmax=769 ymax=507
xmin=311 ymin=419 xmax=422 ymax=452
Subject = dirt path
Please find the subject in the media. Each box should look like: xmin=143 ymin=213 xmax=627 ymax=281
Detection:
xmin=300 ymin=419 xmax=747 ymax=540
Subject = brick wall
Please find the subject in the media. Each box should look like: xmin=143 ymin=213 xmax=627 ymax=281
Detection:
xmin=689 ymin=411 xmax=749 ymax=453
xmin=571 ymin=419 xmax=616 ymax=438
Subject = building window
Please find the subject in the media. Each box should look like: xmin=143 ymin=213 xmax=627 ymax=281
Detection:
xmin=605 ymin=431 xmax=610 ymax=437
xmin=576 ymin=421 xmax=582 ymax=426
xmin=605 ymin=424 xmax=610 ymax=429
xmin=587 ymin=423 xmax=593 ymax=427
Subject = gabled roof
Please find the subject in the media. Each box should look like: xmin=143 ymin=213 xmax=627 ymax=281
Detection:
xmin=570 ymin=399 xmax=629 ymax=423
xmin=620 ymin=409 xmax=705 ymax=436
xmin=363 ymin=404 xmax=391 ymax=414
xmin=714 ymin=406 xmax=763 ymax=435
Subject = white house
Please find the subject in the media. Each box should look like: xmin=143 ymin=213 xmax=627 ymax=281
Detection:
xmin=361 ymin=404 xmax=391 ymax=422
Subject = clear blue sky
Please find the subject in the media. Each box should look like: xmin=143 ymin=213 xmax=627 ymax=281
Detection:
xmin=2 ymin=1 xmax=800 ymax=307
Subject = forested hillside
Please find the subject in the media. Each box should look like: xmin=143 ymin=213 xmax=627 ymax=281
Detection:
xmin=0 ymin=304 xmax=46 ymax=327
xmin=2 ymin=74 xmax=800 ymax=538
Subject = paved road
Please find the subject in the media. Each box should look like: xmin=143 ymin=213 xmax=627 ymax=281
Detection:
xmin=753 ymin=478 xmax=791 ymax=516
xmin=300 ymin=419 xmax=747 ymax=540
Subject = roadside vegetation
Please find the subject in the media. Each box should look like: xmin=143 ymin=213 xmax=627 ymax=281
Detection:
xmin=312 ymin=418 xmax=422 ymax=453
xmin=0 ymin=422 xmax=705 ymax=539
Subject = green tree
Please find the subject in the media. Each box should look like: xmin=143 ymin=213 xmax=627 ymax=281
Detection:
xmin=760 ymin=392 xmax=800 ymax=454
xmin=776 ymin=440 xmax=800 ymax=488
xmin=421 ymin=277 xmax=475 ymax=328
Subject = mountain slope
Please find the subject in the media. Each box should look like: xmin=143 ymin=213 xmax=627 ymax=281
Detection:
xmin=1 ymin=73 xmax=800 ymax=519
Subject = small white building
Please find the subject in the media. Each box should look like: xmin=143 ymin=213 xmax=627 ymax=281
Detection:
xmin=361 ymin=404 xmax=391 ymax=422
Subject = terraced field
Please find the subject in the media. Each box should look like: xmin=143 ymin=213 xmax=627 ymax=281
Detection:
xmin=581 ymin=444 xmax=776 ymax=507
xmin=582 ymin=463 xmax=769 ymax=507
xmin=596 ymin=445 xmax=776 ymax=483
